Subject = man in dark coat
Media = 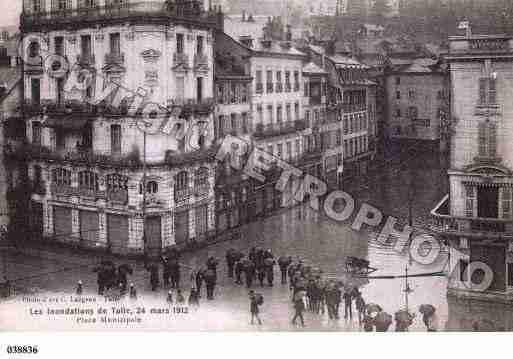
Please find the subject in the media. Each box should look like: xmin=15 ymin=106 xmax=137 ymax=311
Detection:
xmin=204 ymin=268 xmax=216 ymax=300
xmin=195 ymin=267 xmax=204 ymax=298
xmin=249 ymin=290 xmax=262 ymax=325
xmin=343 ymin=288 xmax=353 ymax=320
xmin=206 ymin=256 xmax=219 ymax=283
xmin=244 ymin=260 xmax=256 ymax=288
xmin=161 ymin=255 xmax=170 ymax=287
xmin=146 ymin=263 xmax=159 ymax=291
xmin=292 ymin=293 xmax=306 ymax=327
xmin=234 ymin=257 xmax=244 ymax=285
xmin=226 ymin=248 xmax=236 ymax=278
xmin=169 ymin=259 xmax=181 ymax=289
xmin=278 ymin=255 xmax=292 ymax=284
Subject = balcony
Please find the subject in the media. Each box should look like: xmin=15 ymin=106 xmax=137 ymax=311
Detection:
xmin=430 ymin=195 xmax=513 ymax=239
xmin=254 ymin=120 xmax=307 ymax=139
xmin=175 ymin=188 xmax=191 ymax=205
xmin=76 ymin=53 xmax=95 ymax=66
xmin=21 ymin=1 xmax=223 ymax=31
xmin=104 ymin=52 xmax=125 ymax=65
xmin=5 ymin=143 xmax=142 ymax=168
xmin=178 ymin=98 xmax=215 ymax=115
xmin=173 ymin=52 xmax=189 ymax=70
xmin=341 ymin=103 xmax=366 ymax=113
xmin=165 ymin=147 xmax=216 ymax=167
xmin=193 ymin=53 xmax=208 ymax=71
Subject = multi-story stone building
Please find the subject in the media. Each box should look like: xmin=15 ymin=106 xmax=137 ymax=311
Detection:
xmin=14 ymin=0 xmax=223 ymax=256
xmin=213 ymin=31 xmax=253 ymax=232
xmin=431 ymin=32 xmax=513 ymax=328
xmin=385 ymin=58 xmax=449 ymax=143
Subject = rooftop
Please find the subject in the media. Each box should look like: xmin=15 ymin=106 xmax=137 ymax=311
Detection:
xmin=302 ymin=62 xmax=327 ymax=75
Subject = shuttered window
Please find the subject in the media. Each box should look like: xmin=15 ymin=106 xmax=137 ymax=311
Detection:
xmin=502 ymin=187 xmax=512 ymax=219
xmin=465 ymin=185 xmax=475 ymax=218
xmin=195 ymin=205 xmax=208 ymax=236
xmin=479 ymin=77 xmax=497 ymax=105
xmin=478 ymin=121 xmax=497 ymax=158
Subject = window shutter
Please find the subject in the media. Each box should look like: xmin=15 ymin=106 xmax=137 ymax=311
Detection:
xmin=488 ymin=77 xmax=497 ymax=104
xmin=488 ymin=122 xmax=497 ymax=157
xmin=479 ymin=78 xmax=487 ymax=105
xmin=478 ymin=122 xmax=487 ymax=157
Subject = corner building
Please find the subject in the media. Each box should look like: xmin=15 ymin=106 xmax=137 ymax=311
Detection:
xmin=18 ymin=0 xmax=223 ymax=255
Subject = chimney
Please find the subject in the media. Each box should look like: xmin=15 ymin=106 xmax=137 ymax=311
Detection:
xmin=239 ymin=35 xmax=254 ymax=48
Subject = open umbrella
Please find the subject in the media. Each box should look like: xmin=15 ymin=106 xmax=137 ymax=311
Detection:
xmin=419 ymin=304 xmax=436 ymax=317
xmin=366 ymin=303 xmax=383 ymax=314
xmin=395 ymin=309 xmax=415 ymax=323
xmin=375 ymin=312 xmax=392 ymax=332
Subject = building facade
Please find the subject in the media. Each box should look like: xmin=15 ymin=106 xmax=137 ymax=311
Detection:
xmin=385 ymin=58 xmax=449 ymax=142
xmin=14 ymin=0 xmax=224 ymax=256
xmin=431 ymin=33 xmax=513 ymax=322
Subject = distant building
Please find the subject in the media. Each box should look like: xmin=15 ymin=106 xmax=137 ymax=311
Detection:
xmin=432 ymin=32 xmax=513 ymax=319
xmin=385 ymin=57 xmax=449 ymax=142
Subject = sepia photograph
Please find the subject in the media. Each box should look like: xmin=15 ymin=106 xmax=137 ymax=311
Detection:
xmin=1 ymin=0 xmax=513 ymax=350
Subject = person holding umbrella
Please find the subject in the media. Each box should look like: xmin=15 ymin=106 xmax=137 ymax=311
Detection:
xmin=419 ymin=304 xmax=438 ymax=332
xmin=395 ymin=309 xmax=415 ymax=332
xmin=292 ymin=290 xmax=306 ymax=327
xmin=249 ymin=290 xmax=263 ymax=325
xmin=374 ymin=311 xmax=393 ymax=332
xmin=278 ymin=255 xmax=292 ymax=284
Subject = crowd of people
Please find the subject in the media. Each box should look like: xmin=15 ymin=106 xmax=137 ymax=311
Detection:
xmin=88 ymin=247 xmax=437 ymax=331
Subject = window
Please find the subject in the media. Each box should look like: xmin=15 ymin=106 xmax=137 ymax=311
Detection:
xmin=479 ymin=77 xmax=497 ymax=105
xmin=176 ymin=34 xmax=184 ymax=54
xmin=80 ymin=35 xmax=92 ymax=58
xmin=33 ymin=0 xmax=42 ymax=12
xmin=465 ymin=185 xmax=475 ymax=217
xmin=294 ymin=103 xmax=299 ymax=121
xmin=34 ymin=165 xmax=42 ymax=186
xmin=286 ymin=104 xmax=291 ymax=122
xmin=106 ymin=174 xmax=128 ymax=191
xmin=285 ymin=71 xmax=291 ymax=91
xmin=276 ymin=71 xmax=282 ymax=92
xmin=266 ymin=70 xmax=273 ymax=93
xmin=32 ymin=121 xmax=41 ymax=145
xmin=344 ymin=140 xmax=349 ymax=158
xmin=109 ymin=33 xmax=120 ymax=55
xmin=395 ymin=77 xmax=400 ymax=85
xmin=52 ymin=168 xmax=71 ymax=186
xmin=197 ymin=77 xmax=203 ymax=101
xmin=343 ymin=116 xmax=348 ymax=134
xmin=241 ymin=83 xmax=248 ymax=103
xmin=55 ymin=128 xmax=65 ymax=150
xmin=56 ymin=78 xmax=65 ymax=104
xmin=408 ymin=106 xmax=418 ymax=119
xmin=242 ymin=113 xmax=249 ymax=134
xmin=175 ymin=171 xmax=189 ymax=198
xmin=336 ymin=129 xmax=342 ymax=146
xmin=396 ymin=91 xmax=401 ymax=100
xmin=58 ymin=0 xmax=68 ymax=10
xmin=408 ymin=89 xmax=415 ymax=100
xmin=478 ymin=121 xmax=497 ymax=158
xmin=276 ymin=105 xmax=283 ymax=124
xmin=256 ymin=70 xmax=263 ymax=93
xmin=396 ymin=108 xmax=401 ymax=117
xmin=286 ymin=142 xmax=292 ymax=159
xmin=111 ymin=124 xmax=121 ymax=155
xmin=79 ymin=171 xmax=99 ymax=191
xmin=256 ymin=105 xmax=263 ymax=125
xmin=305 ymin=110 xmax=310 ymax=126
xmin=293 ymin=71 xmax=299 ymax=91
xmin=141 ymin=181 xmax=158 ymax=194
xmin=195 ymin=204 xmax=208 ymax=236
xmin=230 ymin=114 xmax=237 ymax=134
xmin=295 ymin=139 xmax=300 ymax=157
xmin=277 ymin=143 xmax=283 ymax=158
xmin=176 ymin=77 xmax=185 ymax=102
xmin=229 ymin=82 xmax=236 ymax=104
xmin=350 ymin=115 xmax=354 ymax=133
xmin=502 ymin=187 xmax=512 ymax=219
xmin=196 ymin=36 xmax=204 ymax=55
xmin=217 ymin=115 xmax=225 ymax=137
xmin=31 ymin=78 xmax=40 ymax=104
xmin=267 ymin=145 xmax=273 ymax=156
xmin=194 ymin=167 xmax=209 ymax=192
xmin=267 ymin=105 xmax=273 ymax=124
xmin=55 ymin=36 xmax=64 ymax=56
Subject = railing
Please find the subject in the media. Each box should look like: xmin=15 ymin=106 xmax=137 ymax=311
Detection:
xmin=193 ymin=53 xmax=208 ymax=69
xmin=165 ymin=147 xmax=216 ymax=167
xmin=5 ymin=143 xmax=142 ymax=168
xmin=107 ymin=189 xmax=128 ymax=204
xmin=175 ymin=188 xmax=191 ymax=204
xmin=254 ymin=120 xmax=307 ymax=139
xmin=21 ymin=1 xmax=222 ymax=29
xmin=76 ymin=53 xmax=95 ymax=66
xmin=430 ymin=195 xmax=513 ymax=238
xmin=341 ymin=103 xmax=366 ymax=113
xmin=104 ymin=52 xmax=124 ymax=65
xmin=194 ymin=184 xmax=210 ymax=196
xmin=173 ymin=52 xmax=189 ymax=68
xmin=178 ymin=97 xmax=215 ymax=115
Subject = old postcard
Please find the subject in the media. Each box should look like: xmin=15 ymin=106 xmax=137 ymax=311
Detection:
xmin=1 ymin=0 xmax=512 ymax=339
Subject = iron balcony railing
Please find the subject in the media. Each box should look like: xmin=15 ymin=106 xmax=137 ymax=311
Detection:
xmin=104 ymin=52 xmax=125 ymax=65
xmin=254 ymin=120 xmax=307 ymax=139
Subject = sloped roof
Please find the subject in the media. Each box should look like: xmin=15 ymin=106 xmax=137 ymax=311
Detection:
xmin=329 ymin=55 xmax=369 ymax=69
xmin=302 ymin=62 xmax=327 ymax=75
xmin=253 ymin=40 xmax=306 ymax=56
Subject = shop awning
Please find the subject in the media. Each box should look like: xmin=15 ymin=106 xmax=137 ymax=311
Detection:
xmin=42 ymin=117 xmax=90 ymax=130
